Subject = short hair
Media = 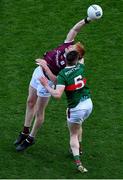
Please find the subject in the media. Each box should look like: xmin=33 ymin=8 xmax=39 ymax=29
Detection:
xmin=66 ymin=50 xmax=79 ymax=63
xmin=75 ymin=42 xmax=85 ymax=59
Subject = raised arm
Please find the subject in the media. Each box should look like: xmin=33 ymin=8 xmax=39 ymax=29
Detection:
xmin=65 ymin=17 xmax=91 ymax=42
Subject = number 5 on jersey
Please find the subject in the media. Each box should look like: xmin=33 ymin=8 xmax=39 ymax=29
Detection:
xmin=65 ymin=75 xmax=86 ymax=91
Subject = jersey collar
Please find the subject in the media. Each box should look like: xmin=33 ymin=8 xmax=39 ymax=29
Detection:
xmin=65 ymin=65 xmax=76 ymax=68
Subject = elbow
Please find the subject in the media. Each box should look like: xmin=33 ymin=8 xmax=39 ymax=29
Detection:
xmin=53 ymin=78 xmax=57 ymax=85
xmin=55 ymin=96 xmax=61 ymax=100
xmin=53 ymin=92 xmax=62 ymax=99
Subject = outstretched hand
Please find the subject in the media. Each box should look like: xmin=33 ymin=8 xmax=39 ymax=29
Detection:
xmin=38 ymin=76 xmax=48 ymax=87
xmin=36 ymin=59 xmax=48 ymax=71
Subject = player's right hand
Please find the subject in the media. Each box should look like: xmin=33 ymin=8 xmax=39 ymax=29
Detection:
xmin=38 ymin=77 xmax=48 ymax=87
xmin=35 ymin=59 xmax=48 ymax=71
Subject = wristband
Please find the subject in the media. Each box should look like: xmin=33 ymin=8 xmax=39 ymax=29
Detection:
xmin=84 ymin=17 xmax=90 ymax=24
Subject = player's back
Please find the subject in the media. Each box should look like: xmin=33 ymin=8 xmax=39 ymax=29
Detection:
xmin=43 ymin=41 xmax=74 ymax=75
xmin=58 ymin=63 xmax=90 ymax=108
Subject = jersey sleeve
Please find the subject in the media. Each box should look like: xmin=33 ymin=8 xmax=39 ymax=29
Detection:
xmin=79 ymin=62 xmax=85 ymax=69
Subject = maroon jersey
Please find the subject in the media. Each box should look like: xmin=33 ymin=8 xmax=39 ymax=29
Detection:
xmin=43 ymin=41 xmax=74 ymax=75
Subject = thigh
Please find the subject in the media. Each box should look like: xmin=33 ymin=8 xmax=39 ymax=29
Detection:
xmin=29 ymin=66 xmax=42 ymax=90
xmin=36 ymin=96 xmax=50 ymax=113
xmin=30 ymin=66 xmax=54 ymax=97
xmin=37 ymin=80 xmax=53 ymax=97
xmin=27 ymin=86 xmax=37 ymax=103
xmin=80 ymin=98 xmax=93 ymax=120
xmin=67 ymin=109 xmax=84 ymax=124
xmin=67 ymin=98 xmax=93 ymax=124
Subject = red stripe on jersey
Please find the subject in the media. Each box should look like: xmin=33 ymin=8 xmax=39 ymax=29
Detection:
xmin=65 ymin=78 xmax=86 ymax=91
xmin=82 ymin=78 xmax=86 ymax=84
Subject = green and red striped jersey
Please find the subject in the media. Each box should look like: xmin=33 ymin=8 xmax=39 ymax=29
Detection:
xmin=57 ymin=63 xmax=91 ymax=108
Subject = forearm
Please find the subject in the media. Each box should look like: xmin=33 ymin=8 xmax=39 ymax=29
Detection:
xmin=39 ymin=77 xmax=65 ymax=98
xmin=45 ymin=85 xmax=61 ymax=99
xmin=45 ymin=68 xmax=57 ymax=84
xmin=65 ymin=18 xmax=90 ymax=42
xmin=72 ymin=19 xmax=86 ymax=32
xmin=36 ymin=58 xmax=57 ymax=83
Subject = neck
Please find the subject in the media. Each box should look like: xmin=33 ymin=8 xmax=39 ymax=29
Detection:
xmin=66 ymin=62 xmax=77 ymax=67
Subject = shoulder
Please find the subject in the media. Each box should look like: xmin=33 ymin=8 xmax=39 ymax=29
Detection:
xmin=58 ymin=69 xmax=66 ymax=77
xmin=57 ymin=69 xmax=68 ymax=82
xmin=57 ymin=70 xmax=66 ymax=85
xmin=76 ymin=63 xmax=85 ymax=72
xmin=56 ymin=41 xmax=74 ymax=50
xmin=77 ymin=62 xmax=85 ymax=68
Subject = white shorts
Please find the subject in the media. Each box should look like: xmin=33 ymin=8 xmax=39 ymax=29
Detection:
xmin=30 ymin=66 xmax=54 ymax=97
xmin=67 ymin=98 xmax=93 ymax=124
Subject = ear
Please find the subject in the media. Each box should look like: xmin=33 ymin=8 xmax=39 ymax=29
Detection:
xmin=79 ymin=58 xmax=84 ymax=64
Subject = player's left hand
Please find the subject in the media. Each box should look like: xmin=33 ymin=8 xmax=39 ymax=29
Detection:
xmin=36 ymin=59 xmax=48 ymax=71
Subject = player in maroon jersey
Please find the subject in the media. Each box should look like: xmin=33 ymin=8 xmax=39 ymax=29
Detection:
xmin=14 ymin=17 xmax=94 ymax=152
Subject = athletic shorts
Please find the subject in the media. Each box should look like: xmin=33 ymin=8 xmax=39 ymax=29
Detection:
xmin=30 ymin=66 xmax=54 ymax=97
xmin=67 ymin=98 xmax=93 ymax=125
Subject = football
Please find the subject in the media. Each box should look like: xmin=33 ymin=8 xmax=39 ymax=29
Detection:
xmin=87 ymin=4 xmax=103 ymax=20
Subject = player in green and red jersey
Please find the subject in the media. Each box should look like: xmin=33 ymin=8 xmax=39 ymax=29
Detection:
xmin=39 ymin=50 xmax=93 ymax=173
xmin=58 ymin=62 xmax=90 ymax=109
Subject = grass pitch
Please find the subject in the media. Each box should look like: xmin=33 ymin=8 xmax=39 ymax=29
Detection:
xmin=0 ymin=0 xmax=123 ymax=179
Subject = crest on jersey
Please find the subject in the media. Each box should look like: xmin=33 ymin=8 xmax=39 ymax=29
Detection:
xmin=60 ymin=61 xmax=65 ymax=65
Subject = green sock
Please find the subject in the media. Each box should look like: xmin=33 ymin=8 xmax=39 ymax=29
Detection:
xmin=74 ymin=155 xmax=81 ymax=166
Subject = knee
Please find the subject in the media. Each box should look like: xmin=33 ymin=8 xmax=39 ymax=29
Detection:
xmin=27 ymin=98 xmax=36 ymax=109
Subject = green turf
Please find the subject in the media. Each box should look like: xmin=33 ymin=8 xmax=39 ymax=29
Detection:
xmin=0 ymin=0 xmax=123 ymax=179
